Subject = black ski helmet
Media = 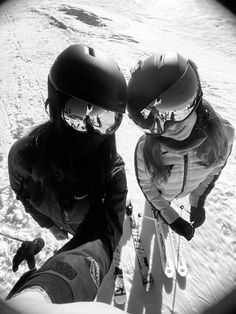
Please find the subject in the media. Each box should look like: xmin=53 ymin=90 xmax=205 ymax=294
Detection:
xmin=47 ymin=44 xmax=127 ymax=120
xmin=127 ymin=51 xmax=202 ymax=134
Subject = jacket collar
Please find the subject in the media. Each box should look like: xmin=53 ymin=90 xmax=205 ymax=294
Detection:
xmin=159 ymin=127 xmax=207 ymax=154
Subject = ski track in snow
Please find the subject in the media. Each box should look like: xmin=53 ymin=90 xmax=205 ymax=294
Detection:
xmin=0 ymin=0 xmax=236 ymax=313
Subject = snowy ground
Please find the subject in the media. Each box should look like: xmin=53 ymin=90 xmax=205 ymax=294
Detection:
xmin=0 ymin=0 xmax=236 ymax=313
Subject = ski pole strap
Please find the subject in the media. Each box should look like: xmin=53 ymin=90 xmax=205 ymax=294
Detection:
xmin=151 ymin=207 xmax=168 ymax=225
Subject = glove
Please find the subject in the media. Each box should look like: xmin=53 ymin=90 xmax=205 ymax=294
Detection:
xmin=190 ymin=206 xmax=205 ymax=228
xmin=12 ymin=237 xmax=45 ymax=272
xmin=170 ymin=217 xmax=195 ymax=241
xmin=49 ymin=225 xmax=68 ymax=240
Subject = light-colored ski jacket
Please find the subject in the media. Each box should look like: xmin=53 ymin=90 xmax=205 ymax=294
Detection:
xmin=134 ymin=119 xmax=234 ymax=224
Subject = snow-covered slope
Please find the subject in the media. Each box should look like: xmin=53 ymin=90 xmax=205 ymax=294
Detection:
xmin=0 ymin=0 xmax=235 ymax=313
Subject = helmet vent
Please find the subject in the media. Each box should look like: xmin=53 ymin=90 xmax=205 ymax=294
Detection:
xmin=89 ymin=47 xmax=96 ymax=57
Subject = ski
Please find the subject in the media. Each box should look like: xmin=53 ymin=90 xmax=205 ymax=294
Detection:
xmin=169 ymin=229 xmax=188 ymax=277
xmin=113 ymin=246 xmax=126 ymax=304
xmin=126 ymin=202 xmax=153 ymax=291
xmin=152 ymin=210 xmax=175 ymax=278
xmin=170 ymin=201 xmax=188 ymax=277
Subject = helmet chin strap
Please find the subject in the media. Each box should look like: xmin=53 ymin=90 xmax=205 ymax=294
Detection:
xmin=159 ymin=127 xmax=207 ymax=153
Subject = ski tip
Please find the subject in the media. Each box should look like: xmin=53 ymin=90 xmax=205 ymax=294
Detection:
xmin=142 ymin=272 xmax=154 ymax=286
xmin=165 ymin=267 xmax=175 ymax=279
xmin=114 ymin=294 xmax=127 ymax=305
xmin=144 ymin=279 xmax=153 ymax=292
xmin=177 ymin=267 xmax=188 ymax=277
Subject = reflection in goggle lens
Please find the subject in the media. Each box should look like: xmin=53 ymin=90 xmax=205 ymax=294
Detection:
xmin=62 ymin=101 xmax=122 ymax=135
xmin=141 ymin=90 xmax=202 ymax=134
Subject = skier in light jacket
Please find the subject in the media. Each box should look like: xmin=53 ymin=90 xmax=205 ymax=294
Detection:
xmin=127 ymin=51 xmax=234 ymax=241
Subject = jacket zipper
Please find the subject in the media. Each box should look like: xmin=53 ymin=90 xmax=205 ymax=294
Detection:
xmin=177 ymin=154 xmax=188 ymax=197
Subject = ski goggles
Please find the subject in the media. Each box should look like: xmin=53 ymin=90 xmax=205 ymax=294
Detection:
xmin=62 ymin=98 xmax=123 ymax=135
xmin=140 ymin=61 xmax=202 ymax=134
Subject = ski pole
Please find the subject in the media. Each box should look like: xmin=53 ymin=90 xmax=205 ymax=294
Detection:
xmin=138 ymin=213 xmax=156 ymax=221
xmin=0 ymin=231 xmax=24 ymax=242
xmin=172 ymin=199 xmax=190 ymax=214
xmin=138 ymin=213 xmax=168 ymax=225
xmin=0 ymin=231 xmax=55 ymax=255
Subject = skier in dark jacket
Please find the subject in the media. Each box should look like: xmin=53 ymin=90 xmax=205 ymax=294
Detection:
xmin=6 ymin=43 xmax=128 ymax=305
xmin=8 ymin=44 xmax=128 ymax=245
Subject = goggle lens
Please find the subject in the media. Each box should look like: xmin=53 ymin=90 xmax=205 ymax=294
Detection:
xmin=140 ymin=91 xmax=202 ymax=134
xmin=62 ymin=99 xmax=122 ymax=135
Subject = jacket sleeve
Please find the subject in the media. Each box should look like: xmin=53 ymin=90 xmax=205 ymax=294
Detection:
xmin=134 ymin=137 xmax=179 ymax=224
xmin=189 ymin=165 xmax=224 ymax=208
xmin=8 ymin=139 xmax=55 ymax=229
xmin=56 ymin=154 xmax=128 ymax=259
xmin=189 ymin=120 xmax=235 ymax=208
xmin=103 ymin=154 xmax=128 ymax=253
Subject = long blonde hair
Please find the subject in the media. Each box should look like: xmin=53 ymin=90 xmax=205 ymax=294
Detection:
xmin=143 ymin=101 xmax=230 ymax=182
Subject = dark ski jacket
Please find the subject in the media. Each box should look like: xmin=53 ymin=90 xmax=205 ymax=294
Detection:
xmin=8 ymin=132 xmax=128 ymax=237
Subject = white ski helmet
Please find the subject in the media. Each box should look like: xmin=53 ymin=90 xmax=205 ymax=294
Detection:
xmin=127 ymin=51 xmax=202 ymax=134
